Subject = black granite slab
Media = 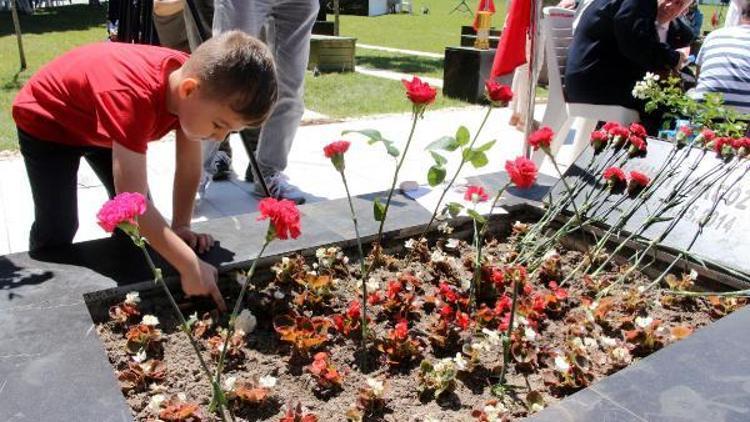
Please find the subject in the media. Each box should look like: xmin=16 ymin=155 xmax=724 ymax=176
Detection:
xmin=467 ymin=171 xmax=559 ymax=209
xmin=550 ymin=138 xmax=750 ymax=277
xmin=531 ymin=304 xmax=750 ymax=422
xmin=443 ymin=47 xmax=512 ymax=104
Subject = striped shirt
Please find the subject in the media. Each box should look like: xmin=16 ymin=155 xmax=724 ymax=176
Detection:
xmin=695 ymin=24 xmax=750 ymax=115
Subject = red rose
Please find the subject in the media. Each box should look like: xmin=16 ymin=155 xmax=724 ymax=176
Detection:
xmin=505 ymin=156 xmax=538 ymax=189
xmin=485 ymin=80 xmax=513 ymax=104
xmin=528 ymin=126 xmax=555 ymax=152
xmin=402 ymin=76 xmax=437 ymax=105
xmin=464 ymin=185 xmax=489 ymax=203
xmin=628 ymin=171 xmax=651 ymax=196
xmin=257 ymin=197 xmax=302 ymax=240
xmin=628 ymin=122 xmax=647 ymax=138
xmin=323 ymin=140 xmax=350 ymax=158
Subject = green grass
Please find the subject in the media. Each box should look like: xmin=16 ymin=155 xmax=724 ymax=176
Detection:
xmin=336 ymin=0 xmax=506 ymax=53
xmin=1 ymin=4 xmax=108 ymax=150
xmin=356 ymin=48 xmax=445 ymax=78
xmin=303 ymin=71 xmax=466 ymax=118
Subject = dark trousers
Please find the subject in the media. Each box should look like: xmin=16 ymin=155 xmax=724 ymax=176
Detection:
xmin=18 ymin=128 xmax=117 ymax=252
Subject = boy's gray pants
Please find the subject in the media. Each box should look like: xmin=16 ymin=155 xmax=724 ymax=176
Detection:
xmin=202 ymin=0 xmax=319 ymax=178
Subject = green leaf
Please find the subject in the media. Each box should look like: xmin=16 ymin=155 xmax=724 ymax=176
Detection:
xmin=373 ymin=197 xmax=386 ymax=222
xmin=456 ymin=126 xmax=470 ymax=146
xmin=344 ymin=129 xmax=400 ymax=157
xmin=342 ymin=129 xmax=382 ymax=143
xmin=475 ymin=140 xmax=496 ymax=153
xmin=426 ymin=136 xmax=460 ymax=152
xmin=427 ymin=165 xmax=447 ymax=187
xmin=470 ymin=151 xmax=489 ymax=168
xmin=467 ymin=209 xmax=487 ymax=224
xmin=445 ymin=202 xmax=464 ymax=218
xmin=429 ymin=151 xmax=447 ymax=166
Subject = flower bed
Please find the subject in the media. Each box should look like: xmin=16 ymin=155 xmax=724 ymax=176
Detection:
xmin=94 ymin=216 xmax=745 ymax=421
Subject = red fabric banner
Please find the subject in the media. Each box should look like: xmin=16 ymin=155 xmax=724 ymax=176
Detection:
xmin=490 ymin=0 xmax=530 ymax=78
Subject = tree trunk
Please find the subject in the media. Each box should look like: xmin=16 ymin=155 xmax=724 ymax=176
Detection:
xmin=10 ymin=0 xmax=27 ymax=71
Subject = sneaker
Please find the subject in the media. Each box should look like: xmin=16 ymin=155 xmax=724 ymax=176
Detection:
xmin=253 ymin=172 xmax=306 ymax=205
xmin=210 ymin=151 xmax=233 ymax=181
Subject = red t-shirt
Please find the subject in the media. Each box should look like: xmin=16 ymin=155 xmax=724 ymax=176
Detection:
xmin=12 ymin=42 xmax=189 ymax=154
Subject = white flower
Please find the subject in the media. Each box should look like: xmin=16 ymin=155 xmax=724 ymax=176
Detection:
xmin=259 ymin=375 xmax=277 ymax=389
xmin=445 ymin=238 xmax=460 ymax=250
xmin=554 ymin=355 xmax=570 ymax=372
xmin=584 ymin=337 xmax=598 ymax=348
xmin=434 ymin=358 xmax=454 ymax=373
xmin=460 ymin=278 xmax=471 ymax=291
xmin=454 ymin=353 xmax=468 ymax=371
xmin=635 ymin=316 xmax=653 ymax=329
xmin=141 ymin=315 xmax=159 ymax=326
xmin=600 ymin=336 xmax=617 ymax=348
xmin=148 ymin=394 xmax=166 ymax=412
xmin=132 ymin=350 xmax=148 ymax=363
xmin=542 ymin=249 xmax=558 ymax=260
xmin=689 ymin=269 xmax=698 ymax=280
xmin=482 ymin=328 xmax=502 ymax=347
xmin=524 ymin=327 xmax=537 ymax=342
xmin=125 ymin=291 xmax=140 ymax=305
xmin=571 ymin=337 xmax=584 ymax=350
xmin=612 ymin=346 xmax=631 ymax=363
xmin=366 ymin=378 xmax=385 ymax=398
xmin=315 ymin=247 xmax=327 ymax=259
xmin=274 ymin=290 xmax=286 ymax=300
xmin=366 ymin=277 xmax=380 ymax=292
xmin=516 ymin=315 xmax=529 ymax=327
xmin=234 ymin=309 xmax=257 ymax=334
xmin=483 ymin=402 xmax=507 ymax=421
xmin=437 ymin=222 xmax=453 ymax=235
xmin=223 ymin=376 xmax=237 ymax=392
xmin=404 ymin=239 xmax=416 ymax=249
xmin=430 ymin=250 xmax=446 ymax=263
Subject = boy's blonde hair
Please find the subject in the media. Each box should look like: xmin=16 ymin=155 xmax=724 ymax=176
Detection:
xmin=184 ymin=30 xmax=277 ymax=126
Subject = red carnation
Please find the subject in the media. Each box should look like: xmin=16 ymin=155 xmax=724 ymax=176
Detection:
xmin=505 ymin=156 xmax=538 ymax=189
xmin=387 ymin=280 xmax=402 ymax=299
xmin=602 ymin=121 xmax=621 ymax=132
xmin=590 ymin=129 xmax=609 ymax=153
xmin=628 ymin=171 xmax=651 ymax=196
xmin=455 ymin=311 xmax=470 ymax=330
xmin=629 ymin=123 xmax=647 ymax=138
xmin=323 ymin=140 xmax=350 ymax=158
xmin=439 ymin=304 xmax=454 ymax=321
xmin=528 ymin=126 xmax=554 ymax=152
xmin=402 ymin=76 xmax=437 ymax=106
xmin=713 ymin=137 xmax=735 ymax=157
xmin=257 ymin=197 xmax=302 ymax=240
xmin=628 ymin=135 xmax=648 ymax=157
xmin=697 ymin=128 xmax=716 ymax=145
xmin=678 ymin=126 xmax=693 ymax=137
xmin=603 ymin=167 xmax=627 ymax=193
xmin=464 ymin=185 xmax=489 ymax=203
xmin=346 ymin=300 xmax=361 ymax=320
xmin=485 ymin=80 xmax=513 ymax=105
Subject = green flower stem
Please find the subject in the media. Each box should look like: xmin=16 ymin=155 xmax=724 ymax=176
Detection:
xmin=549 ymin=153 xmax=583 ymax=224
xmin=643 ymin=162 xmax=750 ymax=293
xmin=596 ymin=160 xmax=740 ymax=298
xmin=135 ymin=241 xmax=228 ymax=422
xmin=423 ymin=106 xmax=494 ymax=235
xmin=339 ymin=170 xmax=369 ymax=360
xmin=497 ymin=273 xmax=520 ymax=387
xmin=376 ymin=110 xmax=420 ymax=244
xmin=212 ymin=240 xmax=270 ymax=412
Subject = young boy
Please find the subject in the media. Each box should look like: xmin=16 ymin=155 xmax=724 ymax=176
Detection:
xmin=12 ymin=31 xmax=278 ymax=311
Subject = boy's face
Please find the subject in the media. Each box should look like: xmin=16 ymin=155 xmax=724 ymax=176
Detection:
xmin=176 ymin=78 xmax=249 ymax=142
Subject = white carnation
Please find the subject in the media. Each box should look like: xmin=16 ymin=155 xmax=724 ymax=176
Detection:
xmin=366 ymin=378 xmax=385 ymax=397
xmin=234 ymin=309 xmax=257 ymax=334
xmin=445 ymin=238 xmax=460 ymax=250
xmin=259 ymin=375 xmax=277 ymax=389
xmin=223 ymin=376 xmax=237 ymax=392
xmin=147 ymin=394 xmax=166 ymax=412
xmin=124 ymin=291 xmax=140 ymax=305
xmin=524 ymin=327 xmax=537 ymax=342
xmin=453 ymin=353 xmax=468 ymax=371
xmin=635 ymin=316 xmax=653 ymax=329
xmin=554 ymin=355 xmax=570 ymax=372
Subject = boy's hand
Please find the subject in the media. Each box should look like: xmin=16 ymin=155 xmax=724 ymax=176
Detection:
xmin=180 ymin=259 xmax=227 ymax=312
xmin=173 ymin=225 xmax=215 ymax=254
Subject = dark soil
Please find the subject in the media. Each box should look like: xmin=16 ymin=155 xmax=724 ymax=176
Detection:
xmin=97 ymin=234 xmax=744 ymax=421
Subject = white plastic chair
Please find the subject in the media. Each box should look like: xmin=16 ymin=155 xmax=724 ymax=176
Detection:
xmin=536 ymin=6 xmax=639 ymax=165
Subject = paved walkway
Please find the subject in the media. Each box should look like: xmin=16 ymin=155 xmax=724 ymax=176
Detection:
xmin=0 ymin=104 xmax=562 ymax=254
xmin=355 ymin=66 xmax=444 ymax=88
xmin=357 ymin=43 xmax=444 ymax=59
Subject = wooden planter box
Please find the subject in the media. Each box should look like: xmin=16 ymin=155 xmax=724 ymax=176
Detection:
xmin=308 ymin=35 xmax=356 ymax=73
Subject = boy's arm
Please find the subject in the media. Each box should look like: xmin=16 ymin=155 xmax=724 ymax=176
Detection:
xmin=111 ymin=141 xmax=226 ymax=311
xmin=171 ymin=128 xmax=214 ymax=253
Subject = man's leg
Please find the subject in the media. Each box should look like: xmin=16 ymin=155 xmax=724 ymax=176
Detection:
xmin=18 ymin=129 xmax=82 ymax=252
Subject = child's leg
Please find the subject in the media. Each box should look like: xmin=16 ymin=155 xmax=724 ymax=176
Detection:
xmin=18 ymin=129 xmax=83 ymax=251
xmin=83 ymin=147 xmax=116 ymax=199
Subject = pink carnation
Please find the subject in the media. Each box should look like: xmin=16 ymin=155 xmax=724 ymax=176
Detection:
xmin=97 ymin=192 xmax=147 ymax=233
